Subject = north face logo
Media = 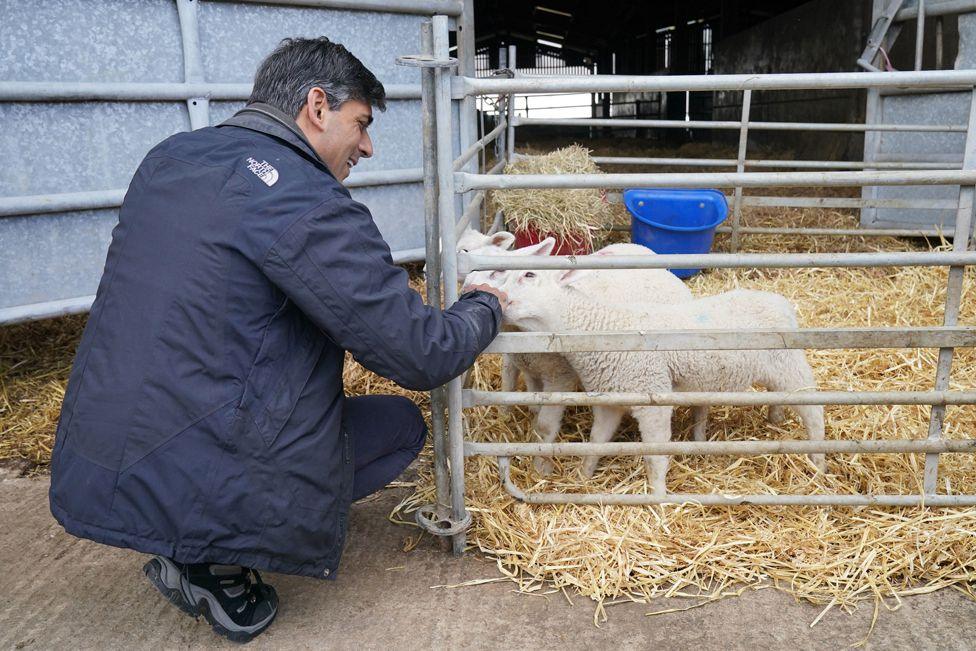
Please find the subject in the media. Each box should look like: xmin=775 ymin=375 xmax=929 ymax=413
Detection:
xmin=246 ymin=157 xmax=279 ymax=187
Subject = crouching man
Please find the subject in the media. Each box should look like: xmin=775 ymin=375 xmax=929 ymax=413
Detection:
xmin=49 ymin=37 xmax=506 ymax=643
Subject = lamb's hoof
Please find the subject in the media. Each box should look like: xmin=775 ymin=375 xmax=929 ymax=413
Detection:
xmin=768 ymin=405 xmax=787 ymax=425
xmin=534 ymin=456 xmax=555 ymax=476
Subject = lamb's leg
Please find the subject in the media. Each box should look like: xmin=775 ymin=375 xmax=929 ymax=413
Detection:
xmin=766 ymin=354 xmax=826 ymax=472
xmin=768 ymin=405 xmax=786 ymax=425
xmin=499 ymin=355 xmax=519 ymax=414
xmin=531 ymin=374 xmax=575 ymax=476
xmin=632 ymin=406 xmax=674 ymax=495
xmin=692 ymin=406 xmax=709 ymax=442
xmin=792 ymin=404 xmax=826 ymax=472
xmin=523 ymin=371 xmax=543 ymax=416
xmin=580 ymin=406 xmax=625 ymax=478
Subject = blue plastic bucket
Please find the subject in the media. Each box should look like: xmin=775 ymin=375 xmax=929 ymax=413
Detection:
xmin=624 ymin=188 xmax=729 ymax=279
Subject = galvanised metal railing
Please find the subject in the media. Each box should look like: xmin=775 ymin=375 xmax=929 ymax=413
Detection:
xmin=418 ymin=14 xmax=976 ymax=552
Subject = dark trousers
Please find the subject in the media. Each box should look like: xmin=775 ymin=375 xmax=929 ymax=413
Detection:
xmin=342 ymin=395 xmax=428 ymax=501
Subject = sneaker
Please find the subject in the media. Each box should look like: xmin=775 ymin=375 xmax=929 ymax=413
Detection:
xmin=143 ymin=555 xmax=278 ymax=643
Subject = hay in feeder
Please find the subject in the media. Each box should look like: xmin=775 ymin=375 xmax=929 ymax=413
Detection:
xmin=490 ymin=144 xmax=612 ymax=250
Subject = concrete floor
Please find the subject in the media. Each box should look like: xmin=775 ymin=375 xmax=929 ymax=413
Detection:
xmin=2 ymin=467 xmax=975 ymax=650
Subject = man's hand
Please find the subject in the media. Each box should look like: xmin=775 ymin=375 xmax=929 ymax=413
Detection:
xmin=462 ymin=283 xmax=510 ymax=310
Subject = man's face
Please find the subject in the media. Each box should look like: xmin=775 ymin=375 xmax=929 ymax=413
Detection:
xmin=298 ymin=94 xmax=374 ymax=182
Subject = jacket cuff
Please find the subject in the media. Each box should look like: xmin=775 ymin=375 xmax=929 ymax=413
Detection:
xmin=457 ymin=290 xmax=503 ymax=337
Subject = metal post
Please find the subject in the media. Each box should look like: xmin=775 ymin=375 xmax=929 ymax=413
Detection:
xmin=506 ymin=44 xmax=516 ymax=162
xmin=924 ymin=88 xmax=976 ymax=494
xmin=175 ymin=0 xmax=210 ymax=129
xmin=419 ymin=22 xmax=451 ymax=525
xmin=936 ymin=16 xmax=944 ymax=69
xmin=915 ymin=0 xmax=926 ymax=70
xmin=457 ymin=0 xmax=478 ymax=223
xmin=730 ymin=89 xmax=751 ymax=252
xmin=432 ymin=15 xmax=468 ymax=555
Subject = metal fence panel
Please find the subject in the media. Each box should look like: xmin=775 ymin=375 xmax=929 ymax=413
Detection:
xmin=0 ymin=0 xmax=455 ymax=322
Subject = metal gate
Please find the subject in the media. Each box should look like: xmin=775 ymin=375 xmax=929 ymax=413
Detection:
xmin=414 ymin=13 xmax=976 ymax=554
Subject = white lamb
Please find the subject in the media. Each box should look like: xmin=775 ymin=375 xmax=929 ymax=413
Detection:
xmin=461 ymin=235 xmax=696 ymax=474
xmin=496 ymin=266 xmax=826 ymax=494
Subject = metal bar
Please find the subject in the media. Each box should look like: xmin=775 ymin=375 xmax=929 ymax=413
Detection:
xmin=0 ymin=167 xmax=422 ymax=217
xmin=390 ymin=247 xmax=426 ymax=263
xmin=226 ymin=0 xmax=463 ymax=15
xmin=459 ymin=250 xmax=976 ymax=273
xmin=592 ymin=156 xmax=961 ymax=170
xmin=738 ymin=196 xmax=959 ymax=209
xmin=518 ymin=117 xmax=968 ymax=133
xmin=496 ymin=459 xmax=976 ymax=507
xmin=0 ymin=190 xmax=126 ymax=217
xmin=456 ymin=0 xmax=477 ymax=232
xmin=176 ymin=0 xmax=210 ymax=130
xmin=454 ymin=191 xmax=486 ymax=235
xmin=896 ymin=0 xmax=976 ymax=20
xmin=455 ymin=169 xmax=976 ymax=192
xmin=480 ymin=327 xmax=976 ymax=354
xmin=612 ymin=194 xmax=960 ymax=211
xmin=717 ymin=225 xmax=955 ymax=237
xmin=0 ymin=81 xmax=421 ymax=101
xmin=937 ymin=15 xmax=945 ymax=69
xmin=925 ymin=90 xmax=976 ymax=493
xmin=452 ymin=120 xmax=506 ymax=172
xmin=476 ymin=438 xmax=976 ymax=457
xmin=860 ymin=0 xmax=907 ymax=71
xmin=506 ymin=45 xmax=516 ymax=161
xmin=730 ymin=90 xmax=751 ymax=252
xmin=432 ymin=15 xmax=467 ymax=555
xmin=451 ymin=157 xmax=504 ymax=231
xmin=418 ymin=22 xmax=451 ymax=525
xmin=916 ymin=0 xmax=927 ymax=70
xmin=0 ymin=295 xmax=96 ymax=326
xmin=454 ymin=70 xmax=976 ymax=98
xmin=488 ymin=209 xmax=504 ymax=234
xmin=343 ymin=167 xmax=424 ymax=187
xmin=465 ymin=390 xmax=976 ymax=408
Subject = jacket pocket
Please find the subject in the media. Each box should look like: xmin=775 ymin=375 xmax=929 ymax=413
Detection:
xmin=239 ymin=303 xmax=326 ymax=447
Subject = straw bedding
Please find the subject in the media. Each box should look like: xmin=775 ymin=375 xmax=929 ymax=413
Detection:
xmin=2 ymin=145 xmax=974 ymax=637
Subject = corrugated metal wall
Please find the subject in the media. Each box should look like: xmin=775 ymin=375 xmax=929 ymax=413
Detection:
xmin=0 ymin=0 xmax=471 ymax=323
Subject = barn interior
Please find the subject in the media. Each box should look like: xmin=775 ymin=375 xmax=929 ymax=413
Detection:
xmin=470 ymin=0 xmax=959 ymax=159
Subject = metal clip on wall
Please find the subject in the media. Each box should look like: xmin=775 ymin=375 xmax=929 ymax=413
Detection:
xmin=396 ymin=54 xmax=458 ymax=69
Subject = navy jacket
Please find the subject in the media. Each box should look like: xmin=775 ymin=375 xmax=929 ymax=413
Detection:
xmin=49 ymin=105 xmax=501 ymax=578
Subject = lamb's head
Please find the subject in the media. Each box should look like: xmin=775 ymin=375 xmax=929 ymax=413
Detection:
xmin=461 ymin=237 xmax=555 ymax=291
xmin=497 ymin=261 xmax=592 ymax=331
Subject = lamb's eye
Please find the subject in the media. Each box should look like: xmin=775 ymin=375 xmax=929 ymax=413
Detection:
xmin=524 ymin=272 xmax=536 ymax=279
xmin=460 ymin=247 xmax=469 ymax=253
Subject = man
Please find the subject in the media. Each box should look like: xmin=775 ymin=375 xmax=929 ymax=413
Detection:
xmin=49 ymin=37 xmax=506 ymax=643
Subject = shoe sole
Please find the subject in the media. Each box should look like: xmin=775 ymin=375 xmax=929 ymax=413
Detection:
xmin=143 ymin=556 xmax=277 ymax=644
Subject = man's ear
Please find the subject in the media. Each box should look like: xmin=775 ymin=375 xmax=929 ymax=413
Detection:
xmin=303 ymin=87 xmax=330 ymax=129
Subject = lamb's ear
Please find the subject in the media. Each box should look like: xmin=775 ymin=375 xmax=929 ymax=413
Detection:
xmin=514 ymin=237 xmax=557 ymax=257
xmin=490 ymin=231 xmax=516 ymax=250
xmin=557 ymin=268 xmax=591 ymax=286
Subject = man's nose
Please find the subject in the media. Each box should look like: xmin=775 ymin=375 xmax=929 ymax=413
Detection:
xmin=360 ymin=131 xmax=373 ymax=158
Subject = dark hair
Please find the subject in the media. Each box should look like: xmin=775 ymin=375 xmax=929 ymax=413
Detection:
xmin=249 ymin=37 xmax=386 ymax=117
